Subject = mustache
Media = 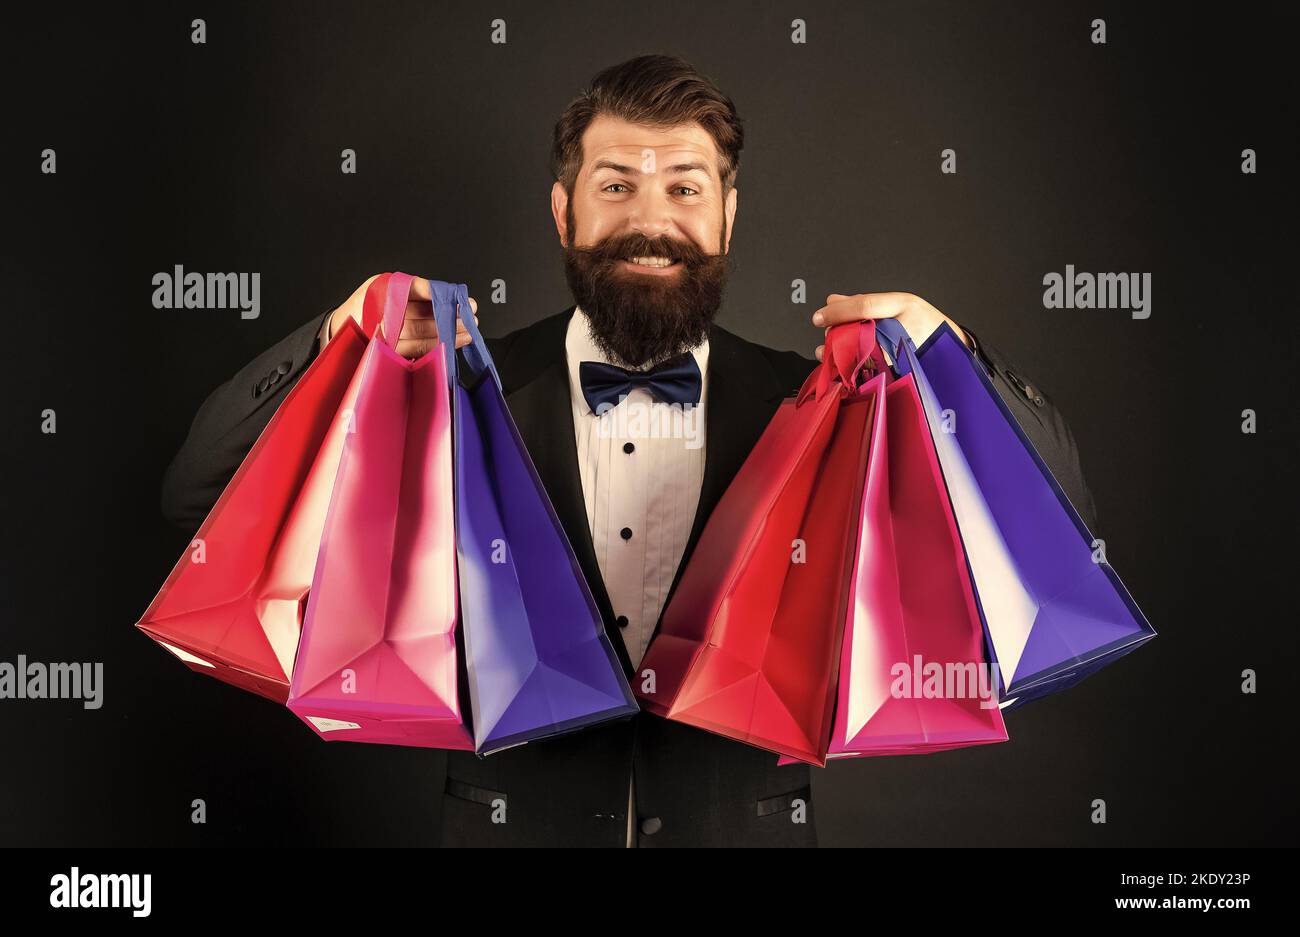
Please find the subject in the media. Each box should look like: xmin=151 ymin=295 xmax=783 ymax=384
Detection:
xmin=566 ymin=232 xmax=715 ymax=268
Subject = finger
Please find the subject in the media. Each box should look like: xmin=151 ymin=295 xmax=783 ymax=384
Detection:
xmin=395 ymin=337 xmax=439 ymax=359
xmin=398 ymin=316 xmax=440 ymax=340
xmin=813 ymin=292 xmax=912 ymax=327
xmin=399 ymin=311 xmax=479 ymax=342
xmin=814 ymin=344 xmax=824 ymax=362
xmin=455 ymin=332 xmax=473 ymax=349
xmin=402 ymin=279 xmax=477 ymax=307
xmin=810 ymin=294 xmax=867 ymax=327
xmin=387 ymin=301 xmax=434 ymax=339
xmin=468 ymin=296 xmax=478 ymax=314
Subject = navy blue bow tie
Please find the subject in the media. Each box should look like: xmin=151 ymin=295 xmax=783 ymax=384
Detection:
xmin=579 ymin=353 xmax=703 ymax=412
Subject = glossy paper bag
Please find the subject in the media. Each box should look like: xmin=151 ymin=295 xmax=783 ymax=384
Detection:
xmin=874 ymin=318 xmax=1154 ymax=708
xmin=288 ymin=273 xmax=472 ymax=748
xmin=435 ymin=282 xmax=637 ymax=754
xmin=809 ymin=364 xmax=1007 ymax=762
xmin=136 ymin=284 xmax=381 ymax=701
xmin=637 ymin=324 xmax=881 ymax=765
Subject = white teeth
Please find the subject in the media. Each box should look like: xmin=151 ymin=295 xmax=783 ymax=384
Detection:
xmin=628 ymin=256 xmax=675 ymax=267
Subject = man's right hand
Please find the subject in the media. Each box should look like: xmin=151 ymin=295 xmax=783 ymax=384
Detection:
xmin=325 ymin=275 xmax=479 ymax=357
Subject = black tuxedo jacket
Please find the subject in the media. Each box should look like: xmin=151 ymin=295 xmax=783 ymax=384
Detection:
xmin=161 ymin=306 xmax=1096 ymax=848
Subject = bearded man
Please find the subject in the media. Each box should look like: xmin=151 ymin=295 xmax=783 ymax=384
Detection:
xmin=161 ymin=54 xmax=1096 ymax=848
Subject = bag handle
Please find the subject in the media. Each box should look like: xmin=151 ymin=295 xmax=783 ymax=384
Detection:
xmin=359 ymin=273 xmax=390 ymax=336
xmin=796 ymin=319 xmax=884 ymax=406
xmin=378 ymin=272 xmax=421 ymax=349
xmin=873 ymin=317 xmax=915 ymax=377
xmin=430 ymin=280 xmax=503 ymax=393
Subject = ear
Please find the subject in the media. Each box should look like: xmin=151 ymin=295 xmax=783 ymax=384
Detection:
xmin=550 ymin=181 xmax=570 ymax=246
xmin=723 ymin=185 xmax=738 ymax=254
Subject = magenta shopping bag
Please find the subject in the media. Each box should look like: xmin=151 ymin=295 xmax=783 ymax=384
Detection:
xmin=775 ymin=330 xmax=1007 ymax=766
xmin=287 ymin=272 xmax=473 ymax=749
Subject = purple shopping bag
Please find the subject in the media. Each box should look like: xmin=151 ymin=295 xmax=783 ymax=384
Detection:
xmin=432 ymin=282 xmax=637 ymax=754
xmin=874 ymin=318 xmax=1155 ymax=708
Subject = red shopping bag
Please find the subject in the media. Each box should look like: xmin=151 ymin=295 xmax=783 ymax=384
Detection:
xmin=636 ymin=323 xmax=883 ymax=765
xmin=136 ymin=279 xmax=385 ymax=701
xmin=287 ymin=273 xmax=473 ymax=749
xmin=777 ymin=355 xmax=1007 ymax=764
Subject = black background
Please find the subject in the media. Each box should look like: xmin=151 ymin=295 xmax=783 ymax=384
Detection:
xmin=3 ymin=1 xmax=1294 ymax=846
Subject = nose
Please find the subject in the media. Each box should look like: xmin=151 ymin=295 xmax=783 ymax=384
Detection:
xmin=626 ymin=187 xmax=675 ymax=239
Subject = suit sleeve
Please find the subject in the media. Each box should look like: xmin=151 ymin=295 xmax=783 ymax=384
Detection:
xmin=956 ymin=322 xmax=1100 ymax=533
xmin=160 ymin=310 xmax=334 ymax=530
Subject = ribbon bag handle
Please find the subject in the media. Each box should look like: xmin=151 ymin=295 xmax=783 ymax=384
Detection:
xmin=795 ymin=319 xmax=886 ymax=406
xmin=378 ymin=272 xmax=428 ymax=350
xmin=359 ymin=273 xmax=391 ymax=336
xmin=873 ymin=317 xmax=917 ymax=377
xmin=430 ymin=280 xmax=503 ymax=394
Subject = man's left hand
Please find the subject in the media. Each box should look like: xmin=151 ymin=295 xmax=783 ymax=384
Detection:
xmin=811 ymin=292 xmax=969 ymax=361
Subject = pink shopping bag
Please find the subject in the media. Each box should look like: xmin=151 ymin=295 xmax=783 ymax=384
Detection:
xmin=779 ymin=342 xmax=1007 ymax=764
xmin=287 ymin=272 xmax=473 ymax=749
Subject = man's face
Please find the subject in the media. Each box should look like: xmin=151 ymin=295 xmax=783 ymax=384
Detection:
xmin=553 ymin=115 xmax=738 ymax=368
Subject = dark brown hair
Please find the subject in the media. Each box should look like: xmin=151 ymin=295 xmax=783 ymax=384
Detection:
xmin=550 ymin=54 xmax=744 ymax=196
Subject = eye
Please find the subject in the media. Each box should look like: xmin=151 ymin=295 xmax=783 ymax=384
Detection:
xmin=673 ymin=186 xmax=699 ymax=196
xmin=603 ymin=183 xmax=630 ymax=193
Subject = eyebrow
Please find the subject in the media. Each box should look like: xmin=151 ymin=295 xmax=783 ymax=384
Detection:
xmin=591 ymin=158 xmax=713 ymax=177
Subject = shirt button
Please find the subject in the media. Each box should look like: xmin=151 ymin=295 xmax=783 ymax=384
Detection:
xmin=277 ymin=360 xmax=292 ymax=375
xmin=640 ymin=817 xmax=663 ymax=836
xmin=620 ymin=527 xmax=633 ymax=541
xmin=623 ymin=442 xmax=635 ymax=454
xmin=616 ymin=615 xmax=629 ymax=629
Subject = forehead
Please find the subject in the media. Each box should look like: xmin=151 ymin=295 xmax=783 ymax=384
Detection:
xmin=579 ymin=115 xmax=720 ymax=177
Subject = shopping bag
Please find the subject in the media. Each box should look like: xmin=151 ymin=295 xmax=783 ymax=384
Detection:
xmin=637 ymin=323 xmax=883 ymax=765
xmin=287 ymin=273 xmax=473 ymax=749
xmin=433 ymin=281 xmax=637 ymax=754
xmin=874 ymin=318 xmax=1155 ymax=708
xmin=136 ymin=281 xmax=382 ymax=701
xmin=778 ymin=338 xmax=1008 ymax=764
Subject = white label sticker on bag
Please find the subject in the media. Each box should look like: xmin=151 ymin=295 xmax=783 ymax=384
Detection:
xmin=159 ymin=641 xmax=215 ymax=668
xmin=306 ymin=716 xmax=362 ymax=732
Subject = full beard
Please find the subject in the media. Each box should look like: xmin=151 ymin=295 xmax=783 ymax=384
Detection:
xmin=563 ymin=227 xmax=731 ymax=369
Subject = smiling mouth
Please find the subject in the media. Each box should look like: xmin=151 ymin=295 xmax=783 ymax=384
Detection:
xmin=619 ymin=255 xmax=681 ymax=273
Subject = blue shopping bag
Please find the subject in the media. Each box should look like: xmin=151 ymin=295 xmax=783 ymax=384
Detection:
xmin=874 ymin=318 xmax=1155 ymax=709
xmin=432 ymin=282 xmax=637 ymax=753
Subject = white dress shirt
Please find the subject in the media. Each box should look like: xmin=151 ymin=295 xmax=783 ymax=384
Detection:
xmin=564 ymin=307 xmax=709 ymax=670
xmin=564 ymin=306 xmax=709 ymax=848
